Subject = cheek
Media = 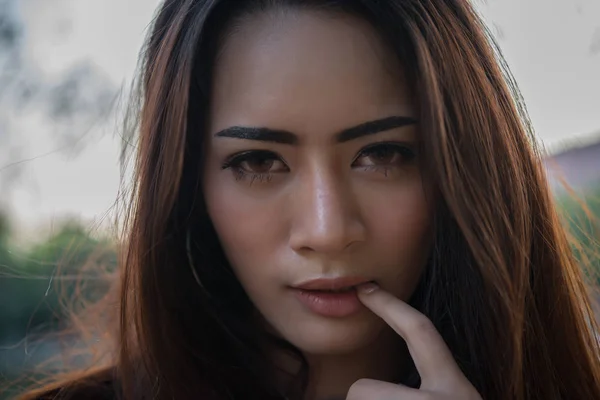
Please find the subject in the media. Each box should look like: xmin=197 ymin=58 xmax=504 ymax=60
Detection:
xmin=203 ymin=176 xmax=287 ymax=283
xmin=361 ymin=182 xmax=432 ymax=293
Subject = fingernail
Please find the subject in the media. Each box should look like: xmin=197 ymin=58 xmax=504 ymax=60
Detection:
xmin=358 ymin=282 xmax=379 ymax=294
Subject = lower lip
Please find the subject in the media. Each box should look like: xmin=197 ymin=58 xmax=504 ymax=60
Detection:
xmin=292 ymin=288 xmax=362 ymax=317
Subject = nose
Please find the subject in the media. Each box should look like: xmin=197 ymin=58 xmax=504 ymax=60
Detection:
xmin=289 ymin=170 xmax=366 ymax=255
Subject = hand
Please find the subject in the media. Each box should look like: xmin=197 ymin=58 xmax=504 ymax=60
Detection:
xmin=346 ymin=284 xmax=482 ymax=400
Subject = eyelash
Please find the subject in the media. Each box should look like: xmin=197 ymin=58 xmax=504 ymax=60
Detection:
xmin=221 ymin=150 xmax=285 ymax=184
xmin=221 ymin=142 xmax=416 ymax=184
xmin=353 ymin=142 xmax=417 ymax=176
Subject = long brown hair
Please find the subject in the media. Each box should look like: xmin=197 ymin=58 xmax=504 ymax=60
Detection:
xmin=19 ymin=0 xmax=600 ymax=399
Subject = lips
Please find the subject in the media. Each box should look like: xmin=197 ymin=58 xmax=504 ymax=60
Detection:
xmin=290 ymin=276 xmax=374 ymax=318
xmin=293 ymin=276 xmax=373 ymax=291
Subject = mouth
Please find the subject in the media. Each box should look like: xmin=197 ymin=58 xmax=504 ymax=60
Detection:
xmin=290 ymin=276 xmax=375 ymax=318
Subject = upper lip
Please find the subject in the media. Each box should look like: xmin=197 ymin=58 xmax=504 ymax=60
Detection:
xmin=292 ymin=276 xmax=372 ymax=291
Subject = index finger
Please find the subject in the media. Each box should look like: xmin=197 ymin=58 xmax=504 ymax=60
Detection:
xmin=357 ymin=283 xmax=463 ymax=387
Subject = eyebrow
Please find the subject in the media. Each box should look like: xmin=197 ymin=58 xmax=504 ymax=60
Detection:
xmin=213 ymin=116 xmax=417 ymax=145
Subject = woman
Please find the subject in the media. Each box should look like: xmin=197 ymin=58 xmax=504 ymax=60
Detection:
xmin=20 ymin=0 xmax=600 ymax=399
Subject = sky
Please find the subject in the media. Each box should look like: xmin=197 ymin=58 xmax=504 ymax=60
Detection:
xmin=2 ymin=0 xmax=600 ymax=239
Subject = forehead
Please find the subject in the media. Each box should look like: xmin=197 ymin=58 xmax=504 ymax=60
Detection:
xmin=209 ymin=9 xmax=415 ymax=136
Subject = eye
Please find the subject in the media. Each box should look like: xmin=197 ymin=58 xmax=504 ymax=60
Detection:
xmin=222 ymin=150 xmax=289 ymax=183
xmin=352 ymin=142 xmax=416 ymax=169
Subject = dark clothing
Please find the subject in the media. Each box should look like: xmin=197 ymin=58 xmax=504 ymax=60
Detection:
xmin=33 ymin=380 xmax=118 ymax=400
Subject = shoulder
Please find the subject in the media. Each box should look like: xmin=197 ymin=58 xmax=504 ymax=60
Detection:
xmin=20 ymin=368 xmax=120 ymax=400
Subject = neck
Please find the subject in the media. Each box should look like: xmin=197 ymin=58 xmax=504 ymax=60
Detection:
xmin=272 ymin=326 xmax=407 ymax=400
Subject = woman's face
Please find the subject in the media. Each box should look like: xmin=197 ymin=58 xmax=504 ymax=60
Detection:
xmin=203 ymin=10 xmax=432 ymax=355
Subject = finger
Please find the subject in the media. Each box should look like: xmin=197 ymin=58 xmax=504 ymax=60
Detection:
xmin=357 ymin=283 xmax=463 ymax=387
xmin=346 ymin=378 xmax=417 ymax=400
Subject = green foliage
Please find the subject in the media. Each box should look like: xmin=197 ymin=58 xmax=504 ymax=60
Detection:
xmin=0 ymin=212 xmax=12 ymax=272
xmin=0 ymin=217 xmax=117 ymax=342
xmin=555 ymin=185 xmax=600 ymax=283
xmin=0 ymin=215 xmax=117 ymax=399
xmin=22 ymin=220 xmax=114 ymax=273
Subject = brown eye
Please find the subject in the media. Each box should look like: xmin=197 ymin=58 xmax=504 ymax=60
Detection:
xmin=363 ymin=146 xmax=398 ymax=165
xmin=353 ymin=142 xmax=416 ymax=168
xmin=222 ymin=150 xmax=289 ymax=182
xmin=241 ymin=154 xmax=277 ymax=173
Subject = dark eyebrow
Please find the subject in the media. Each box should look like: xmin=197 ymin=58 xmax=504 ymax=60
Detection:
xmin=215 ymin=126 xmax=298 ymax=144
xmin=214 ymin=116 xmax=417 ymax=144
xmin=336 ymin=116 xmax=417 ymax=142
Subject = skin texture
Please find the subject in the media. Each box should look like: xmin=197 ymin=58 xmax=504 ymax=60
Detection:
xmin=202 ymin=10 xmax=432 ymax=399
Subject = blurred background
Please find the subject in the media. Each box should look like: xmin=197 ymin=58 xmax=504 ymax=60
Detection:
xmin=0 ymin=0 xmax=599 ymax=398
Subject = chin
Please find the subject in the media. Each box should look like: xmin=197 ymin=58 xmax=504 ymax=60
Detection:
xmin=275 ymin=312 xmax=387 ymax=356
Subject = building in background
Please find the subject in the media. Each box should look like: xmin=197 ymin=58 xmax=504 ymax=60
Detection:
xmin=545 ymin=133 xmax=600 ymax=193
